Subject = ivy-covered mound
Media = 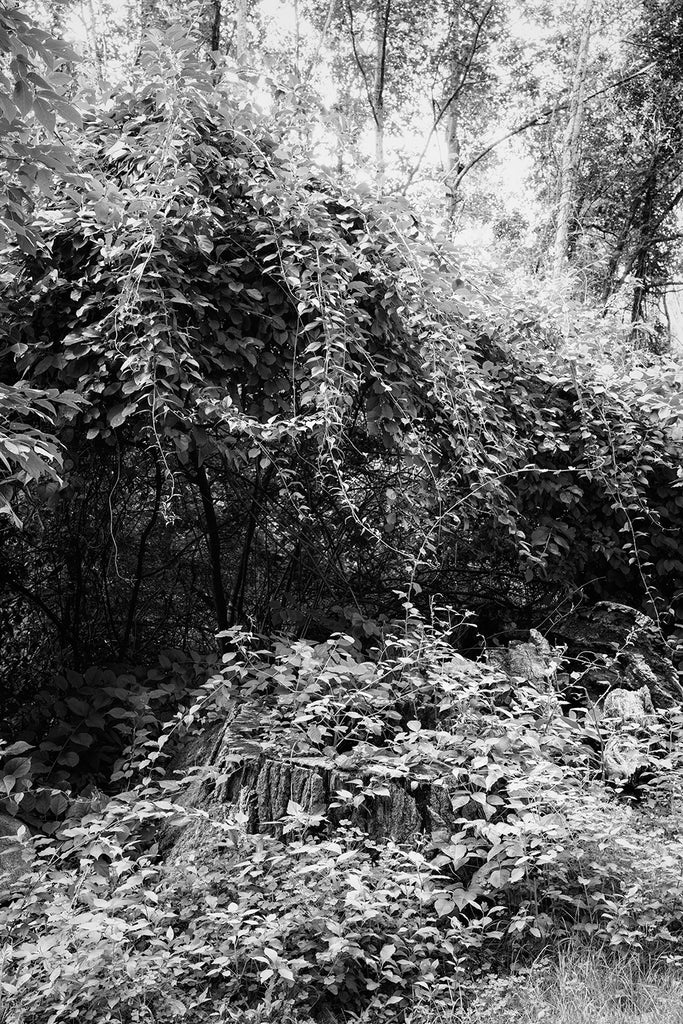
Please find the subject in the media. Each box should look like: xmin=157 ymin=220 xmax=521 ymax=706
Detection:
xmin=2 ymin=39 xmax=683 ymax=730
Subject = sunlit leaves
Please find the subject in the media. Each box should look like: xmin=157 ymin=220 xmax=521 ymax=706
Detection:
xmin=0 ymin=7 xmax=82 ymax=243
xmin=0 ymin=382 xmax=83 ymax=525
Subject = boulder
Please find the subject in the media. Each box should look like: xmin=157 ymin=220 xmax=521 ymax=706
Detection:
xmin=486 ymin=628 xmax=558 ymax=691
xmin=550 ymin=602 xmax=683 ymax=707
xmin=603 ymin=685 xmax=654 ymax=726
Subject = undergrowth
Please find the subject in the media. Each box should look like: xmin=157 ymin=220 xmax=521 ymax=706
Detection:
xmin=1 ymin=625 xmax=683 ymax=1022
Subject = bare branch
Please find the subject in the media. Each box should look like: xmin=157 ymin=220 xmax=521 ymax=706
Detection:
xmin=401 ymin=2 xmax=493 ymax=194
xmin=403 ymin=61 xmax=656 ymax=196
xmin=344 ymin=0 xmax=378 ymax=122
xmin=376 ymin=0 xmax=392 ymax=111
xmin=445 ymin=62 xmax=657 ymax=193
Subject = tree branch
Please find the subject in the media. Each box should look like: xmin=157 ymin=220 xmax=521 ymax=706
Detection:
xmin=345 ymin=0 xmax=378 ymax=122
xmin=402 ymin=2 xmax=493 ymax=194
xmin=376 ymin=0 xmax=392 ymax=111
xmin=408 ymin=61 xmax=656 ymax=195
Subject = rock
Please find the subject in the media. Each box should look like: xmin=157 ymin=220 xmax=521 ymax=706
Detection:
xmin=486 ymin=628 xmax=558 ymax=690
xmin=0 ymin=812 xmax=32 ymax=885
xmin=551 ymin=601 xmax=683 ymax=707
xmin=599 ymin=687 xmax=655 ymax=785
xmin=603 ymin=686 xmax=654 ymax=726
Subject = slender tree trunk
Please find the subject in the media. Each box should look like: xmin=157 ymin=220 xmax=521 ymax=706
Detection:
xmin=86 ymin=0 xmax=106 ymax=83
xmin=373 ymin=0 xmax=390 ymax=189
xmin=233 ymin=0 xmax=249 ymax=64
xmin=210 ymin=0 xmax=222 ymax=52
xmin=194 ymin=461 xmax=229 ymax=635
xmin=120 ymin=455 xmax=163 ymax=657
xmin=229 ymin=466 xmax=273 ymax=626
xmin=552 ymin=0 xmax=594 ymax=279
xmin=306 ymin=0 xmax=337 ymax=81
xmin=630 ymin=169 xmax=656 ymax=335
xmin=601 ymin=189 xmax=645 ymax=303
xmin=443 ymin=6 xmax=461 ymax=223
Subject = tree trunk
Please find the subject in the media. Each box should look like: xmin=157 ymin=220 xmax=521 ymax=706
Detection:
xmin=194 ymin=461 xmax=229 ymax=635
xmin=233 ymin=0 xmax=249 ymax=64
xmin=552 ymin=0 xmax=594 ymax=280
xmin=204 ymin=0 xmax=222 ymax=53
xmin=629 ymin=168 xmax=657 ymax=338
xmin=443 ymin=6 xmax=462 ymax=223
xmin=372 ymin=0 xmax=391 ymax=189
xmin=86 ymin=0 xmax=106 ymax=83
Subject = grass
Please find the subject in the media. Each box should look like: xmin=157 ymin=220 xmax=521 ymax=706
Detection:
xmin=405 ymin=946 xmax=683 ymax=1024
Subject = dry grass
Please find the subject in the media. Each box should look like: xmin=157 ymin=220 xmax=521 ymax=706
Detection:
xmin=405 ymin=946 xmax=683 ymax=1024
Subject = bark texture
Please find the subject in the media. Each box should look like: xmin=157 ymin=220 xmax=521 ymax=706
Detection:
xmin=552 ymin=0 xmax=594 ymax=279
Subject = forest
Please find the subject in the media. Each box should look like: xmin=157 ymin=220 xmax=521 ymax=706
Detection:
xmin=1 ymin=0 xmax=683 ymax=1022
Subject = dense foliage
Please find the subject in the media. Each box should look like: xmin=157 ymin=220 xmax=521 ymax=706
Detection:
xmin=3 ymin=628 xmax=683 ymax=1022
xmin=2 ymin=6 xmax=683 ymax=1024
xmin=2 ymin=35 xmax=683 ymax=718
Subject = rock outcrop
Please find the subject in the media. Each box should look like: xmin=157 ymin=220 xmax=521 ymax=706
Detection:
xmin=551 ymin=602 xmax=683 ymax=707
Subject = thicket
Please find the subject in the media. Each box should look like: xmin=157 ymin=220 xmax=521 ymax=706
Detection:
xmin=2 ymin=34 xmax=683 ymax=719
xmin=2 ymin=25 xmax=683 ymax=1024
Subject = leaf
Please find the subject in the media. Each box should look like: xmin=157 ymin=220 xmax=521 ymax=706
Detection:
xmin=2 ymin=757 xmax=31 ymax=777
xmin=109 ymin=405 xmax=136 ymax=429
xmin=51 ymin=97 xmax=81 ymax=127
xmin=3 ymin=741 xmax=33 ymax=756
xmin=32 ymin=95 xmax=56 ymax=134
xmin=65 ymin=698 xmax=90 ymax=716
xmin=450 ymin=794 xmax=471 ymax=810
xmin=71 ymin=732 xmax=94 ymax=748
xmin=13 ymin=79 xmax=33 ymax=117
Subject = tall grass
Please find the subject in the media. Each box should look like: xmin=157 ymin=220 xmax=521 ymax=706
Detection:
xmin=406 ymin=945 xmax=683 ymax=1024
